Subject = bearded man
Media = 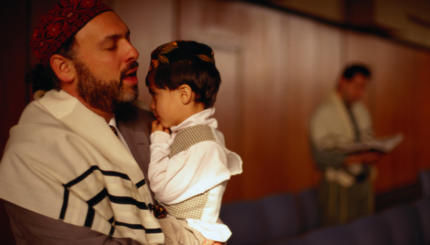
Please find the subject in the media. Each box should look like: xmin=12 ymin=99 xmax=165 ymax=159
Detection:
xmin=0 ymin=1 xmax=219 ymax=244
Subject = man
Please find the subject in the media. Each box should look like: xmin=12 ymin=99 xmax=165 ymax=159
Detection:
xmin=0 ymin=1 xmax=217 ymax=244
xmin=309 ymin=64 xmax=383 ymax=225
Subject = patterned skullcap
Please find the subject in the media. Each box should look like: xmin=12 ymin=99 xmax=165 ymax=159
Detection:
xmin=149 ymin=40 xmax=215 ymax=72
xmin=31 ymin=0 xmax=112 ymax=65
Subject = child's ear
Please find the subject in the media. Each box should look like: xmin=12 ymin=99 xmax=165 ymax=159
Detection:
xmin=50 ymin=54 xmax=76 ymax=86
xmin=178 ymin=84 xmax=194 ymax=105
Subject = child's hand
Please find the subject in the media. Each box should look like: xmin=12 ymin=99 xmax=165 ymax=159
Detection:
xmin=202 ymin=240 xmax=223 ymax=245
xmin=151 ymin=120 xmax=170 ymax=133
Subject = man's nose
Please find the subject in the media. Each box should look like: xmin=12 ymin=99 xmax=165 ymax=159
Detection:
xmin=124 ymin=40 xmax=139 ymax=62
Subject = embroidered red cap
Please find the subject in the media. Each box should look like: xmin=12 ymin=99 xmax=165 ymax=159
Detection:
xmin=31 ymin=0 xmax=112 ymax=65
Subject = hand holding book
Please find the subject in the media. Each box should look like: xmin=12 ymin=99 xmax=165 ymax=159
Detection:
xmin=339 ymin=134 xmax=404 ymax=154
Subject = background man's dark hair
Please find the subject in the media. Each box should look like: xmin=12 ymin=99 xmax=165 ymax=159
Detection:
xmin=26 ymin=37 xmax=76 ymax=93
xmin=342 ymin=64 xmax=371 ymax=80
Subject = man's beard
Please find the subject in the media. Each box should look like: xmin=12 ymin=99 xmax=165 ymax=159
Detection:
xmin=75 ymin=60 xmax=138 ymax=114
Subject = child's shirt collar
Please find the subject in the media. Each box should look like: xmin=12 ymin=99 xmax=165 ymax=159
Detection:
xmin=170 ymin=107 xmax=217 ymax=134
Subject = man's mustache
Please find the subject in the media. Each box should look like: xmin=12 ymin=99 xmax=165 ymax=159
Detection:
xmin=121 ymin=61 xmax=139 ymax=79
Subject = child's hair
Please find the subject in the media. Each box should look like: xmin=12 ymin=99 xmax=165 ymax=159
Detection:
xmin=146 ymin=40 xmax=221 ymax=108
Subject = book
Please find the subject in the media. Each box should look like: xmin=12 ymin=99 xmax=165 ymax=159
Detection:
xmin=338 ymin=134 xmax=404 ymax=154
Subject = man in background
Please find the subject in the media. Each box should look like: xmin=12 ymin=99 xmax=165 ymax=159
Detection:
xmin=310 ymin=64 xmax=384 ymax=225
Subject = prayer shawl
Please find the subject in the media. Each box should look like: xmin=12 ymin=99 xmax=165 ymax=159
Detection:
xmin=0 ymin=90 xmax=164 ymax=244
xmin=310 ymin=91 xmax=373 ymax=153
xmin=310 ymin=91 xmax=373 ymax=186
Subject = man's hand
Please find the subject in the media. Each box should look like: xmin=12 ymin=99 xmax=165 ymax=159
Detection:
xmin=360 ymin=151 xmax=385 ymax=163
xmin=345 ymin=151 xmax=385 ymax=165
xmin=151 ymin=120 xmax=169 ymax=133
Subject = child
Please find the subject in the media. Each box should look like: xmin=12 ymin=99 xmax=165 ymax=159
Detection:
xmin=145 ymin=40 xmax=243 ymax=244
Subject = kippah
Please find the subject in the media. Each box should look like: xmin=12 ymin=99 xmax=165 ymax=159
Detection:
xmin=149 ymin=40 xmax=215 ymax=72
xmin=31 ymin=0 xmax=111 ymax=65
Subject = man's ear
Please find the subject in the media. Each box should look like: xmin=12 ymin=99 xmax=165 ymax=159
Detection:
xmin=178 ymin=84 xmax=194 ymax=105
xmin=50 ymin=54 xmax=75 ymax=84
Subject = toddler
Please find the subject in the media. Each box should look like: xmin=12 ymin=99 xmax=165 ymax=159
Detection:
xmin=146 ymin=40 xmax=243 ymax=244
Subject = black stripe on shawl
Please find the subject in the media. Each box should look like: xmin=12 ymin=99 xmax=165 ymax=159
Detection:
xmin=59 ymin=187 xmax=163 ymax=234
xmin=88 ymin=188 xmax=109 ymax=206
xmin=59 ymin=186 xmax=70 ymax=219
xmin=85 ymin=206 xmax=95 ymax=227
xmin=108 ymin=194 xmax=149 ymax=209
xmin=135 ymin=178 xmax=146 ymax=188
xmin=115 ymin=221 xmax=163 ymax=233
xmin=86 ymin=188 xmax=151 ymax=209
xmin=83 ymin=188 xmax=152 ymax=227
xmin=108 ymin=217 xmax=115 ymax=236
xmin=60 ymin=165 xmax=148 ymax=220
xmin=65 ymin=165 xmax=131 ymax=188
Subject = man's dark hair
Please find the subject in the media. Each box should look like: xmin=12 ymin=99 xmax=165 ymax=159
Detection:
xmin=146 ymin=41 xmax=221 ymax=108
xmin=26 ymin=37 xmax=76 ymax=92
xmin=342 ymin=63 xmax=371 ymax=80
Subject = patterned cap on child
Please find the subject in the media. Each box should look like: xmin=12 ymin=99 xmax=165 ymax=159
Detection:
xmin=148 ymin=41 xmax=215 ymax=72
xmin=31 ymin=0 xmax=112 ymax=65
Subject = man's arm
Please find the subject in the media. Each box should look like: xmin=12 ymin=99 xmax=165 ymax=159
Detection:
xmin=3 ymin=200 xmax=141 ymax=245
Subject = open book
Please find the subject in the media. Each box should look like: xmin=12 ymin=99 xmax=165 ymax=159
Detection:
xmin=338 ymin=134 xmax=404 ymax=154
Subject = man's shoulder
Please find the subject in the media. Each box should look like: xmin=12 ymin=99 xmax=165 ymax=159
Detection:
xmin=116 ymin=103 xmax=154 ymax=134
xmin=9 ymin=100 xmax=67 ymax=139
xmin=352 ymin=100 xmax=370 ymax=112
xmin=311 ymin=94 xmax=336 ymax=117
xmin=116 ymin=103 xmax=153 ymax=122
xmin=3 ymin=103 xmax=83 ymax=165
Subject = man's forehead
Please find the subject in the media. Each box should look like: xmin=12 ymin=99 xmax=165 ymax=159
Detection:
xmin=75 ymin=11 xmax=129 ymax=42
xmin=351 ymin=74 xmax=369 ymax=83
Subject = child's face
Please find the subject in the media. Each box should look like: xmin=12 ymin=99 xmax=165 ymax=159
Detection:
xmin=149 ymin=83 xmax=184 ymax=128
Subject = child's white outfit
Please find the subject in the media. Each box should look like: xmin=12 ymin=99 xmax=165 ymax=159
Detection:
xmin=148 ymin=108 xmax=243 ymax=242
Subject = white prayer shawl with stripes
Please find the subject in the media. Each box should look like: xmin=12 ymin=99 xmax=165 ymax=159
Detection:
xmin=0 ymin=90 xmax=164 ymax=244
xmin=310 ymin=91 xmax=374 ymax=186
xmin=310 ymin=91 xmax=373 ymax=152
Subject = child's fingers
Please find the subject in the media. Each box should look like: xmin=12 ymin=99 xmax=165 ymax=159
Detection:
xmin=202 ymin=240 xmax=213 ymax=245
xmin=151 ymin=120 xmax=163 ymax=132
xmin=202 ymin=240 xmax=222 ymax=245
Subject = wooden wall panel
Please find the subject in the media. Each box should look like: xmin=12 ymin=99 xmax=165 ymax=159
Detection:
xmin=413 ymin=53 xmax=430 ymax=171
xmin=1 ymin=1 xmax=33 ymax=244
xmin=110 ymin=0 xmax=177 ymax=108
xmin=0 ymin=1 xmax=31 ymax=155
xmin=344 ymin=32 xmax=430 ymax=192
xmin=2 ymin=0 xmax=430 ymax=206
xmin=173 ymin=0 xmax=430 ymax=201
xmin=282 ymin=17 xmax=344 ymax=192
xmin=176 ymin=0 xmax=346 ymax=200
